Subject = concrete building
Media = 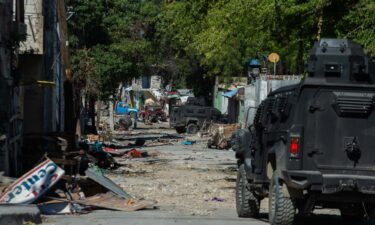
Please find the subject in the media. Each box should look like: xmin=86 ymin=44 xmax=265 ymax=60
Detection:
xmin=214 ymin=75 xmax=302 ymax=128
xmin=1 ymin=0 xmax=75 ymax=176
xmin=132 ymin=75 xmax=163 ymax=90
xmin=0 ymin=0 xmax=27 ymax=175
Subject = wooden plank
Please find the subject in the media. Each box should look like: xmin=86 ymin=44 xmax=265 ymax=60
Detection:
xmin=78 ymin=192 xmax=156 ymax=212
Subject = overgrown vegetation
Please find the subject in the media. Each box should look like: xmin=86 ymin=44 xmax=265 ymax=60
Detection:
xmin=67 ymin=0 xmax=375 ymax=99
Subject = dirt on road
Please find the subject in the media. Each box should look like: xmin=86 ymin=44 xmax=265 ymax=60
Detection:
xmin=109 ymin=137 xmax=240 ymax=216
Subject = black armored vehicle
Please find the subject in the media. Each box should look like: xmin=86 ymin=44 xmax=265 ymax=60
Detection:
xmin=170 ymin=104 xmax=223 ymax=134
xmin=233 ymin=39 xmax=375 ymax=225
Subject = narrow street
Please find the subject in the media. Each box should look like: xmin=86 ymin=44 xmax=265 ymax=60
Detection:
xmin=41 ymin=123 xmax=365 ymax=225
xmin=1 ymin=1 xmax=375 ymax=225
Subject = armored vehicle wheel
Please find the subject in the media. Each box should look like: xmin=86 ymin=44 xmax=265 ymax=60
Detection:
xmin=269 ymin=174 xmax=295 ymax=225
xmin=236 ymin=164 xmax=260 ymax=218
xmin=186 ymin=123 xmax=199 ymax=134
xmin=175 ymin=126 xmax=186 ymax=134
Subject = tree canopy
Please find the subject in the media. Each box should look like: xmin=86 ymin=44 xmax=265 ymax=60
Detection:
xmin=67 ymin=0 xmax=375 ymax=99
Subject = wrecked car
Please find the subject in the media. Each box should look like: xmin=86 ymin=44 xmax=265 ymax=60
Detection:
xmin=232 ymin=39 xmax=375 ymax=225
xmin=139 ymin=104 xmax=167 ymax=123
xmin=170 ymin=105 xmax=224 ymax=134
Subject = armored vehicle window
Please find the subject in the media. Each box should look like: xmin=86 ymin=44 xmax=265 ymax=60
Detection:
xmin=325 ymin=64 xmax=341 ymax=77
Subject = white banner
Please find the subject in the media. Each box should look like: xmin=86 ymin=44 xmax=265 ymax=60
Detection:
xmin=0 ymin=158 xmax=65 ymax=204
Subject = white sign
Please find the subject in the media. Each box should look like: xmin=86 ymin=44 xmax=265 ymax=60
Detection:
xmin=0 ymin=159 xmax=65 ymax=204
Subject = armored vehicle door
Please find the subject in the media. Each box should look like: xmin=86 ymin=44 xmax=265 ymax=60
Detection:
xmin=299 ymin=84 xmax=375 ymax=175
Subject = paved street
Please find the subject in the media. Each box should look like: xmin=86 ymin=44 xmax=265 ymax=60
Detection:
xmin=42 ymin=207 xmax=375 ymax=225
xmin=43 ymin=209 xmax=268 ymax=225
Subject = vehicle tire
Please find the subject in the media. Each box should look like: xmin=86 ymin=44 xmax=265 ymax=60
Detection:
xmin=175 ymin=126 xmax=186 ymax=134
xmin=269 ymin=173 xmax=295 ymax=225
xmin=186 ymin=123 xmax=199 ymax=134
xmin=236 ymin=164 xmax=260 ymax=218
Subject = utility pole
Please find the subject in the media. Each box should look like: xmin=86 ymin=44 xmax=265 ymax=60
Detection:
xmin=57 ymin=0 xmax=75 ymax=150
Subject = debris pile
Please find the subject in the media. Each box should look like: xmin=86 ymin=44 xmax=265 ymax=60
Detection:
xmin=206 ymin=123 xmax=241 ymax=150
xmin=0 ymin=135 xmax=158 ymax=216
xmin=0 ymin=129 xmax=187 ymax=217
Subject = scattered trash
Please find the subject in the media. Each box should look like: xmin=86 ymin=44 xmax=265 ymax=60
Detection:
xmin=125 ymin=149 xmax=148 ymax=158
xmin=85 ymin=167 xmax=133 ymax=199
xmin=208 ymin=197 xmax=225 ymax=202
xmin=0 ymin=158 xmax=65 ymax=204
xmin=38 ymin=200 xmax=89 ymax=215
xmin=79 ymin=140 xmax=118 ymax=169
xmin=207 ymin=123 xmax=240 ymax=150
xmin=135 ymin=138 xmax=146 ymax=147
xmin=87 ymin=134 xmax=100 ymax=142
xmin=182 ymin=140 xmax=195 ymax=145
xmin=103 ymin=147 xmax=123 ymax=156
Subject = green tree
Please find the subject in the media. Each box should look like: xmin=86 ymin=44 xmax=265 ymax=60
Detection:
xmin=67 ymin=0 xmax=375 ymax=99
xmin=336 ymin=0 xmax=375 ymax=53
xmin=67 ymin=0 xmax=162 ymax=99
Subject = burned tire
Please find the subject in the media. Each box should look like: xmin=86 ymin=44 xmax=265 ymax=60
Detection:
xmin=175 ymin=126 xmax=186 ymax=134
xmin=236 ymin=164 xmax=260 ymax=218
xmin=269 ymin=174 xmax=295 ymax=225
xmin=186 ymin=123 xmax=199 ymax=134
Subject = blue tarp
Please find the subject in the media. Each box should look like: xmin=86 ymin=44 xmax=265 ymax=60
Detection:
xmin=222 ymin=89 xmax=239 ymax=98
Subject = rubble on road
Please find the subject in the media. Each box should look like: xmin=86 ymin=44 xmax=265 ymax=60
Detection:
xmin=112 ymin=133 xmax=183 ymax=143
xmin=37 ymin=200 xmax=89 ymax=215
xmin=125 ymin=149 xmax=148 ymax=158
xmin=0 ymin=122 xmax=239 ymax=219
xmin=78 ymin=192 xmax=156 ymax=212
xmin=85 ymin=167 xmax=132 ymax=199
xmin=206 ymin=123 xmax=240 ymax=150
xmin=0 ymin=163 xmax=157 ymax=215
xmin=0 ymin=135 xmax=157 ymax=216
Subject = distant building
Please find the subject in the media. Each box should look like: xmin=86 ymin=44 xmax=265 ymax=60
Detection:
xmin=132 ymin=75 xmax=163 ymax=90
xmin=213 ymin=75 xmax=302 ymax=127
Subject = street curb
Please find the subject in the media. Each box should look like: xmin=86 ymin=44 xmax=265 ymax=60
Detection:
xmin=0 ymin=204 xmax=42 ymax=225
